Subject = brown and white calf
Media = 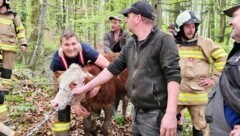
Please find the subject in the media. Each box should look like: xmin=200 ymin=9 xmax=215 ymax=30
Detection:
xmin=52 ymin=54 xmax=128 ymax=135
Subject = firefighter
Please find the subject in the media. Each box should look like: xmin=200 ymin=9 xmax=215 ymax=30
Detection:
xmin=174 ymin=10 xmax=227 ymax=136
xmin=0 ymin=0 xmax=27 ymax=135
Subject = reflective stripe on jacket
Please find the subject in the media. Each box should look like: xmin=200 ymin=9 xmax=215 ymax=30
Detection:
xmin=0 ymin=11 xmax=27 ymax=52
xmin=177 ymin=36 xmax=227 ymax=105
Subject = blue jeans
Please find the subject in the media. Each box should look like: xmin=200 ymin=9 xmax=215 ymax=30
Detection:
xmin=132 ymin=107 xmax=165 ymax=136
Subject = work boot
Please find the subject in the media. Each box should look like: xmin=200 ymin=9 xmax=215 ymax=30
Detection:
xmin=193 ymin=127 xmax=203 ymax=136
xmin=0 ymin=122 xmax=15 ymax=136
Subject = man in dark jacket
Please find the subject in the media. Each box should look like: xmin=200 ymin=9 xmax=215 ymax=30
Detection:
xmin=205 ymin=4 xmax=240 ymax=136
xmin=103 ymin=16 xmax=128 ymax=54
xmin=72 ymin=1 xmax=181 ymax=136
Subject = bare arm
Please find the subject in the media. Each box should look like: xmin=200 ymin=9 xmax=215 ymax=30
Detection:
xmin=94 ymin=53 xmax=110 ymax=69
xmin=72 ymin=68 xmax=114 ymax=95
xmin=160 ymin=81 xmax=179 ymax=136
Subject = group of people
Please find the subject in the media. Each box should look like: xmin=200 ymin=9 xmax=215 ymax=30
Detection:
xmin=1 ymin=0 xmax=240 ymax=136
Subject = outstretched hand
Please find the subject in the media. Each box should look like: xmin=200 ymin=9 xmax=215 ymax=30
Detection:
xmin=87 ymin=86 xmax=100 ymax=98
xmin=71 ymin=104 xmax=90 ymax=118
xmin=160 ymin=113 xmax=177 ymax=136
xmin=72 ymin=86 xmax=86 ymax=96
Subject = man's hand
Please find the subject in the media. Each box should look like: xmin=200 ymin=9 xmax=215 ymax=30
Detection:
xmin=21 ymin=45 xmax=27 ymax=53
xmin=230 ymin=125 xmax=240 ymax=136
xmin=87 ymin=86 xmax=100 ymax=98
xmin=198 ymin=78 xmax=215 ymax=87
xmin=72 ymin=86 xmax=86 ymax=96
xmin=160 ymin=112 xmax=177 ymax=136
xmin=71 ymin=104 xmax=90 ymax=118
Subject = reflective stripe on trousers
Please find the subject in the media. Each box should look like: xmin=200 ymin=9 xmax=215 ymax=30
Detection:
xmin=53 ymin=122 xmax=71 ymax=132
xmin=0 ymin=104 xmax=7 ymax=113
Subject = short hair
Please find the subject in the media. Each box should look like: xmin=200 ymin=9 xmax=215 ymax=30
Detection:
xmin=141 ymin=16 xmax=154 ymax=25
xmin=167 ymin=24 xmax=176 ymax=30
xmin=60 ymin=29 xmax=79 ymax=44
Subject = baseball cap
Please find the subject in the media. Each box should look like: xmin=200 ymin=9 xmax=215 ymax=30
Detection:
xmin=119 ymin=1 xmax=155 ymax=20
xmin=223 ymin=4 xmax=240 ymax=17
xmin=109 ymin=16 xmax=122 ymax=21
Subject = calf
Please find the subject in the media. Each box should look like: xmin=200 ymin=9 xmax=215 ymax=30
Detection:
xmin=84 ymin=53 xmax=128 ymax=117
xmin=52 ymin=53 xmax=128 ymax=135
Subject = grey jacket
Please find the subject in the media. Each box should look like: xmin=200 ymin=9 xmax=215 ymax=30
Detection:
xmin=107 ymin=26 xmax=181 ymax=109
xmin=103 ymin=29 xmax=129 ymax=54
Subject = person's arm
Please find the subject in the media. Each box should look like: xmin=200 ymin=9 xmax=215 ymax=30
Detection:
xmin=199 ymin=38 xmax=227 ymax=87
xmin=94 ymin=53 xmax=110 ymax=69
xmin=103 ymin=33 xmax=113 ymax=54
xmin=160 ymin=81 xmax=179 ymax=136
xmin=14 ymin=14 xmax=27 ymax=53
xmin=72 ymin=68 xmax=114 ymax=96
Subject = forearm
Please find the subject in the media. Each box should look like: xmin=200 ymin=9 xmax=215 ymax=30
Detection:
xmin=166 ymin=81 xmax=179 ymax=114
xmin=94 ymin=53 xmax=110 ymax=69
xmin=81 ymin=68 xmax=114 ymax=94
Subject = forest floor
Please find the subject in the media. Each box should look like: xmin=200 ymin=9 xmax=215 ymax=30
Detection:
xmin=4 ymin=63 xmax=192 ymax=136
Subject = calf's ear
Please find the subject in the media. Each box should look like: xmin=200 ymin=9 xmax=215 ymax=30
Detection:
xmin=84 ymin=75 xmax=95 ymax=84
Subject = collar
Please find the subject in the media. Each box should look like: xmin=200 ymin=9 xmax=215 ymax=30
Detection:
xmin=0 ymin=10 xmax=13 ymax=15
xmin=176 ymin=34 xmax=198 ymax=46
xmin=132 ymin=25 xmax=158 ymax=41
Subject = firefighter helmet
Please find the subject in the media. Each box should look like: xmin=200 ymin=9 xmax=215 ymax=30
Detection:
xmin=175 ymin=10 xmax=201 ymax=32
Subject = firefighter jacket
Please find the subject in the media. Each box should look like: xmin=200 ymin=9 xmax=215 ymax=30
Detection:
xmin=0 ymin=10 xmax=27 ymax=52
xmin=177 ymin=35 xmax=228 ymax=105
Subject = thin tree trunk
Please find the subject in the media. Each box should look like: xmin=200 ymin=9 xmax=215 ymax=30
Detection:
xmin=152 ymin=0 xmax=162 ymax=28
xmin=27 ymin=0 xmax=40 ymax=65
xmin=28 ymin=0 xmax=47 ymax=69
xmin=218 ymin=0 xmax=226 ymax=43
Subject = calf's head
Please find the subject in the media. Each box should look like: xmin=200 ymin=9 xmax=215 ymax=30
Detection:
xmin=52 ymin=63 xmax=91 ymax=110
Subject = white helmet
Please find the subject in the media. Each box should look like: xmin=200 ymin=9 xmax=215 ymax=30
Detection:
xmin=1 ymin=0 xmax=10 ymax=9
xmin=5 ymin=0 xmax=10 ymax=4
xmin=175 ymin=10 xmax=201 ymax=32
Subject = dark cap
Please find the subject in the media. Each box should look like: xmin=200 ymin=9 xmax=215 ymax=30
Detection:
xmin=223 ymin=4 xmax=240 ymax=17
xmin=119 ymin=1 xmax=155 ymax=20
xmin=109 ymin=16 xmax=122 ymax=21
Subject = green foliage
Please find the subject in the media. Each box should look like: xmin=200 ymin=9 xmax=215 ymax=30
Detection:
xmin=5 ymin=95 xmax=23 ymax=103
xmin=182 ymin=109 xmax=192 ymax=135
xmin=218 ymin=42 xmax=232 ymax=53
xmin=17 ymin=102 xmax=36 ymax=112
xmin=113 ymin=114 xmax=125 ymax=126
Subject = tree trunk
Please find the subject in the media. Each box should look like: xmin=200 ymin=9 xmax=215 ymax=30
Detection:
xmin=28 ymin=0 xmax=47 ymax=70
xmin=27 ymin=0 xmax=40 ymax=65
xmin=218 ymin=0 xmax=226 ymax=43
xmin=152 ymin=0 xmax=162 ymax=28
